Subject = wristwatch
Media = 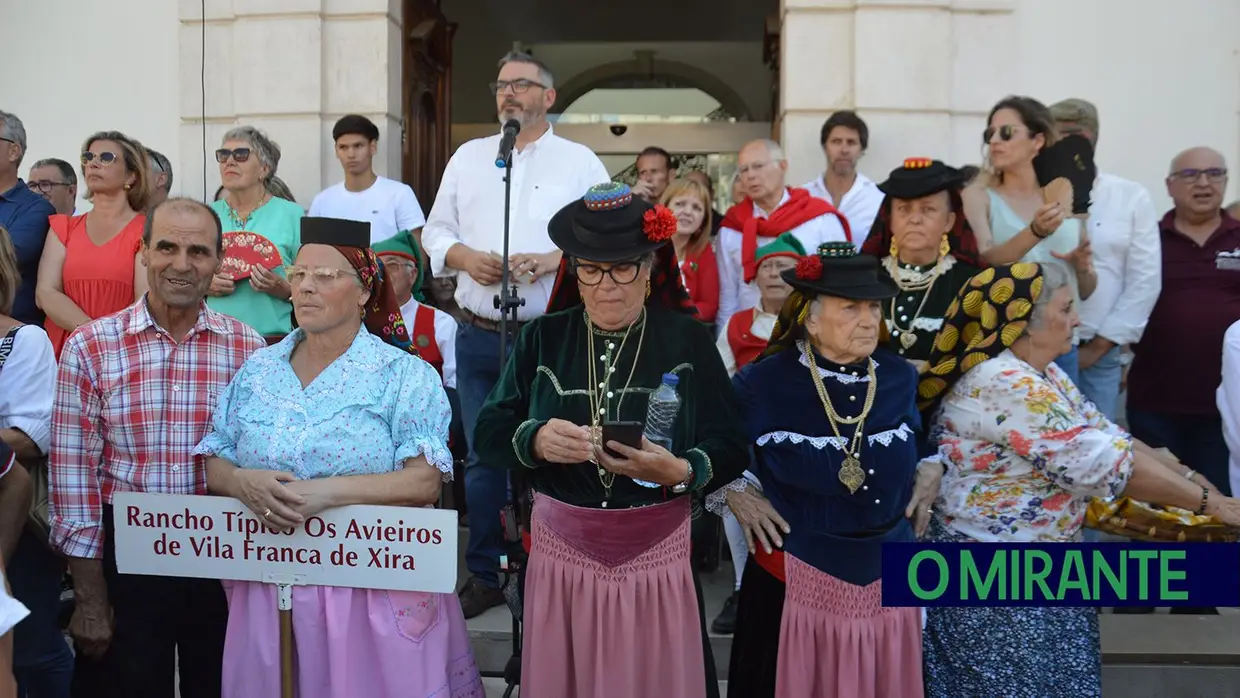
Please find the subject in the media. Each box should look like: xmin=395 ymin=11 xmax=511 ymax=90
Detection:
xmin=671 ymin=460 xmax=694 ymax=494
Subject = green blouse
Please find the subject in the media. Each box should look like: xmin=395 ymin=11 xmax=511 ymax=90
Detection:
xmin=207 ymin=197 xmax=303 ymax=336
xmin=474 ymin=304 xmax=748 ymax=509
xmin=881 ymin=257 xmax=981 ymax=362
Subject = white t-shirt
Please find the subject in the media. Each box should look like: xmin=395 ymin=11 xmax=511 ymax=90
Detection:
xmin=309 ymin=176 xmax=427 ymax=245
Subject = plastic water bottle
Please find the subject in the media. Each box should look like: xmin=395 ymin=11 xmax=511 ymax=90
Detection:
xmin=633 ymin=373 xmax=681 ymax=488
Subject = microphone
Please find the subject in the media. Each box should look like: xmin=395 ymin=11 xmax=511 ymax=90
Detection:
xmin=495 ymin=119 xmax=521 ymax=168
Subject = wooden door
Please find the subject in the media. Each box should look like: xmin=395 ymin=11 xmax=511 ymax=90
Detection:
xmin=402 ymin=0 xmax=456 ymax=208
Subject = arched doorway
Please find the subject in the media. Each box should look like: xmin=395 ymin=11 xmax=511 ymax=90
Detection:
xmin=551 ymin=62 xmax=763 ymax=213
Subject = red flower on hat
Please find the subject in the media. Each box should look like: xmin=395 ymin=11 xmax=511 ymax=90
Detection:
xmin=795 ymin=255 xmax=823 ymax=281
xmin=642 ymin=205 xmax=678 ymax=243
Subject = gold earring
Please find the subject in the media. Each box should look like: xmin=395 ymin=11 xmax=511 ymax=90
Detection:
xmin=123 ymin=184 xmax=131 ymax=191
xmin=889 ymin=238 xmax=898 ymax=258
xmin=645 ymin=279 xmax=652 ymax=299
xmin=939 ymin=232 xmax=950 ymax=258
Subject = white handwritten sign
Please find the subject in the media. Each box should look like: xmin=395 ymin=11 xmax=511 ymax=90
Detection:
xmin=112 ymin=492 xmax=458 ymax=593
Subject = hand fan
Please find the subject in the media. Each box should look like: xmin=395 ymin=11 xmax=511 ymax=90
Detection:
xmin=220 ymin=231 xmax=283 ymax=282
xmin=1033 ymin=134 xmax=1097 ymax=215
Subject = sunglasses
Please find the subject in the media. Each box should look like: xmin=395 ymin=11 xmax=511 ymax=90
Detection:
xmin=215 ymin=148 xmax=252 ymax=164
xmin=81 ymin=151 xmax=119 ymax=166
xmin=982 ymin=124 xmax=1027 ymax=144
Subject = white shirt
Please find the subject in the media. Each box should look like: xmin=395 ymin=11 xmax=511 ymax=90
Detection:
xmin=421 ymin=125 xmax=609 ymax=321
xmin=802 ymin=172 xmax=884 ymax=241
xmin=309 ymin=176 xmax=427 ymax=245
xmin=1077 ymin=173 xmax=1161 ymax=346
xmin=399 ymin=296 xmax=458 ymax=390
xmin=715 ymin=189 xmax=849 ymax=334
xmin=1218 ymin=321 xmax=1240 ymax=497
xmin=0 ymin=325 xmax=55 ymax=455
xmin=715 ymin=308 xmax=777 ymax=377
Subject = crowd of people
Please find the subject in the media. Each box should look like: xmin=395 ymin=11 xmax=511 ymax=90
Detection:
xmin=2 ymin=46 xmax=1240 ymax=698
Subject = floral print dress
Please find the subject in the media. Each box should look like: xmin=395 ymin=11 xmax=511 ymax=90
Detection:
xmin=922 ymin=349 xmax=1135 ymax=698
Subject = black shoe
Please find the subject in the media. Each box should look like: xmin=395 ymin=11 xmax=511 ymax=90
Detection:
xmin=710 ymin=591 xmax=740 ymax=634
xmin=458 ymin=575 xmax=505 ymax=619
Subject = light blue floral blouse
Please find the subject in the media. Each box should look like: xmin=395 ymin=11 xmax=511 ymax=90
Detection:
xmin=194 ymin=328 xmax=453 ymax=480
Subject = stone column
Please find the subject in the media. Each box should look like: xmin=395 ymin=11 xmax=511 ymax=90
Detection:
xmin=778 ymin=0 xmax=1016 ymax=186
xmin=178 ymin=0 xmax=404 ymax=206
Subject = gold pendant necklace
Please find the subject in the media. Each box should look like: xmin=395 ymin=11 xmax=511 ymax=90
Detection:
xmin=585 ymin=309 xmax=647 ymax=496
xmin=884 ymin=256 xmax=946 ymax=353
xmin=803 ymin=342 xmax=877 ymax=494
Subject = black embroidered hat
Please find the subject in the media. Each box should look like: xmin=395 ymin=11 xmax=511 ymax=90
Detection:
xmin=781 ymin=241 xmax=898 ymax=301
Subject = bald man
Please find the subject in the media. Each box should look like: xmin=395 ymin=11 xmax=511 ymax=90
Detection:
xmin=715 ymin=139 xmax=851 ymax=333
xmin=1128 ymin=145 xmax=1236 ymax=504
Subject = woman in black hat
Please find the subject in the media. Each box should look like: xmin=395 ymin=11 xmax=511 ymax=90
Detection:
xmin=861 ymin=157 xmax=984 ymax=371
xmin=711 ymin=242 xmax=942 ymax=697
xmin=472 ymin=182 xmax=748 ymax=698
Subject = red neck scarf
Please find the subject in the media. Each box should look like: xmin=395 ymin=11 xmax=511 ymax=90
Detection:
xmin=721 ymin=187 xmax=851 ymax=283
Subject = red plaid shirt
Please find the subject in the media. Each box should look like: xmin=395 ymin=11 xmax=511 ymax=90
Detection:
xmin=49 ymin=299 xmax=264 ymax=559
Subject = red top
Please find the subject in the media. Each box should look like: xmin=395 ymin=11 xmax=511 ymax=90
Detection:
xmin=726 ymin=308 xmax=768 ymax=369
xmin=44 ymin=213 xmax=145 ymax=357
xmin=679 ymin=245 xmax=719 ymax=323
xmin=1129 ymin=210 xmax=1240 ymax=414
xmin=410 ymin=303 xmax=443 ymax=377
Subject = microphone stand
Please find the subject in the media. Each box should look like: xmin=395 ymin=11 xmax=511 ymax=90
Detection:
xmin=493 ymin=149 xmax=526 ymax=698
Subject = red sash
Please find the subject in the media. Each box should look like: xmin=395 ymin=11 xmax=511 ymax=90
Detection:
xmin=754 ymin=545 xmax=786 ymax=583
xmin=726 ymin=309 xmax=768 ymax=370
xmin=721 ymin=187 xmax=852 ymax=283
xmin=410 ymin=304 xmax=444 ymax=378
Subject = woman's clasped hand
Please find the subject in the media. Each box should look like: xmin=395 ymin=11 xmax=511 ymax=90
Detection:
xmin=594 ymin=437 xmax=689 ymax=487
xmin=231 ymin=468 xmax=306 ymax=530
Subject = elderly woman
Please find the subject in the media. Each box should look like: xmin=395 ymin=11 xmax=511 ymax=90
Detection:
xmin=472 ymin=182 xmax=748 ymax=698
xmin=711 ymin=242 xmax=941 ymax=698
xmin=36 ymin=130 xmax=151 ymax=357
xmin=963 ymin=96 xmax=1095 ymax=383
xmin=207 ymin=127 xmax=303 ymax=343
xmin=918 ymin=262 xmax=1240 ymax=697
xmin=194 ymin=217 xmax=481 ymax=698
xmin=662 ymin=177 xmax=719 ymax=324
xmin=861 ymin=158 xmax=984 ymax=370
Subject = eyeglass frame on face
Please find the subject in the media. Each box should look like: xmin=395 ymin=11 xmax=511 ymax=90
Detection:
xmin=81 ymin=151 xmax=119 ymax=166
xmin=215 ymin=148 xmax=253 ymax=164
xmin=572 ymin=260 xmax=644 ymax=286
xmin=27 ymin=180 xmax=71 ymax=194
xmin=982 ymin=124 xmax=1030 ymax=144
xmin=1170 ymin=168 xmax=1228 ymax=185
xmin=489 ymin=79 xmax=548 ymax=96
xmin=286 ymin=265 xmax=359 ymax=285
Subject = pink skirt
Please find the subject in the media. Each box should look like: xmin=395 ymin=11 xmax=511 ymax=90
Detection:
xmin=220 ymin=581 xmax=483 ymax=698
xmin=522 ymin=493 xmax=706 ymax=698
xmin=775 ymin=554 xmax=924 ymax=698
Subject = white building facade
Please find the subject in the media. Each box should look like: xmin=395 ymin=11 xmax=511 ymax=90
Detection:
xmin=5 ymin=0 xmax=1238 ymax=213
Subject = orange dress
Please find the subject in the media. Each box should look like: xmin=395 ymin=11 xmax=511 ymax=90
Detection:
xmin=44 ymin=213 xmax=145 ymax=357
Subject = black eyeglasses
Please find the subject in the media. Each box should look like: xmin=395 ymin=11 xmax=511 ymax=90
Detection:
xmin=215 ymin=148 xmax=252 ymax=164
xmin=1171 ymin=168 xmax=1227 ymax=184
xmin=982 ymin=124 xmax=1027 ymax=144
xmin=489 ymin=79 xmax=547 ymax=96
xmin=572 ymin=261 xmax=642 ymax=286
xmin=28 ymin=180 xmax=70 ymax=194
xmin=81 ymin=151 xmax=119 ymax=166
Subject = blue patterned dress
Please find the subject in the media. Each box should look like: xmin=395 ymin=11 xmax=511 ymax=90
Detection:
xmin=193 ymin=328 xmax=483 ymax=698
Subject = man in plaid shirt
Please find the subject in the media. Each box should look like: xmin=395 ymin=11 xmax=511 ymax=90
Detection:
xmin=48 ymin=198 xmax=265 ymax=698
